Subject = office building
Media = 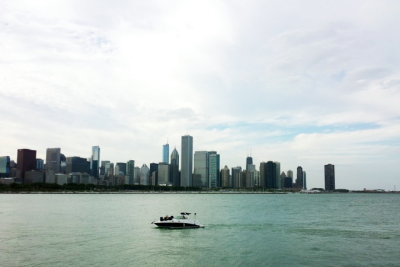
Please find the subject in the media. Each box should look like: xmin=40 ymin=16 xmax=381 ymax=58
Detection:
xmin=181 ymin=135 xmax=193 ymax=187
xmin=231 ymin=166 xmax=242 ymax=188
xmin=325 ymin=164 xmax=335 ymax=191
xmin=45 ymin=148 xmax=61 ymax=183
xmin=127 ymin=160 xmax=135 ymax=185
xmin=36 ymin=159 xmax=44 ymax=170
xmin=17 ymin=149 xmax=36 ymax=182
xmin=221 ymin=165 xmax=230 ymax=188
xmin=163 ymin=143 xmax=169 ymax=164
xmin=246 ymin=164 xmax=256 ymax=188
xmin=91 ymin=146 xmax=100 ymax=178
xmin=133 ymin=167 xmax=140 ymax=184
xmin=149 ymin=163 xmax=158 ymax=185
xmin=303 ymin=171 xmax=307 ymax=190
xmin=140 ymin=164 xmax=150 ymax=185
xmin=208 ymin=151 xmax=220 ymax=188
xmin=296 ymin=166 xmax=304 ymax=189
xmin=0 ymin=156 xmax=11 ymax=178
xmin=193 ymin=151 xmax=208 ymax=187
xmin=66 ymin=157 xmax=90 ymax=174
xmin=158 ymin=163 xmax=170 ymax=186
xmin=115 ymin=162 xmax=127 ymax=176
xmin=170 ymin=148 xmax=180 ymax=186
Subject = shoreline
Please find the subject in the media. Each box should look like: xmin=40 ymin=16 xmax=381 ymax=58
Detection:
xmin=1 ymin=191 xmax=398 ymax=194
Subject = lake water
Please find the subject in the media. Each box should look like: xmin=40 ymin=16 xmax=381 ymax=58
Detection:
xmin=0 ymin=193 xmax=399 ymax=266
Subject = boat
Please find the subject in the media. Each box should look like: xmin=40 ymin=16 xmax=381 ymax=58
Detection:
xmin=152 ymin=212 xmax=204 ymax=229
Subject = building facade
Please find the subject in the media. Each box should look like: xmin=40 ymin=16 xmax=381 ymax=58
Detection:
xmin=181 ymin=135 xmax=193 ymax=187
xmin=91 ymin=146 xmax=100 ymax=178
xmin=324 ymin=164 xmax=335 ymax=191
xmin=163 ymin=143 xmax=169 ymax=164
xmin=170 ymin=148 xmax=180 ymax=186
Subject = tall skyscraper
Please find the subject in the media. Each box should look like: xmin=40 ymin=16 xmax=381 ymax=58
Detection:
xmin=115 ymin=162 xmax=127 ymax=176
xmin=46 ymin=148 xmax=61 ymax=173
xmin=127 ymin=160 xmax=135 ymax=185
xmin=303 ymin=171 xmax=307 ymax=190
xmin=91 ymin=146 xmax=100 ymax=178
xmin=193 ymin=151 xmax=208 ymax=187
xmin=149 ymin=163 xmax=158 ymax=185
xmin=208 ymin=151 xmax=220 ymax=188
xmin=181 ymin=135 xmax=193 ymax=187
xmin=170 ymin=148 xmax=180 ymax=186
xmin=296 ymin=166 xmax=304 ymax=189
xmin=162 ymin=143 xmax=169 ymax=164
xmin=246 ymin=156 xmax=253 ymax=169
xmin=275 ymin=161 xmax=281 ymax=189
xmin=246 ymin=164 xmax=256 ymax=188
xmin=325 ymin=164 xmax=335 ymax=191
xmin=157 ymin=163 xmax=170 ymax=186
xmin=0 ymin=156 xmax=11 ymax=178
xmin=231 ymin=167 xmax=242 ymax=188
xmin=140 ymin=164 xmax=150 ymax=185
xmin=16 ymin=149 xmax=36 ymax=182
xmin=221 ymin=165 xmax=230 ymax=188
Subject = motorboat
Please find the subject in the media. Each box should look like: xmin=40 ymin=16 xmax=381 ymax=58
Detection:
xmin=152 ymin=212 xmax=204 ymax=229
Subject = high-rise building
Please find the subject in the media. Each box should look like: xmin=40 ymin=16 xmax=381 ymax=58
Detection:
xmin=246 ymin=156 xmax=253 ymax=169
xmin=17 ymin=149 xmax=36 ymax=183
xmin=208 ymin=151 xmax=220 ymax=188
xmin=115 ymin=162 xmax=127 ymax=176
xmin=275 ymin=162 xmax=281 ymax=189
xmin=0 ymin=156 xmax=11 ymax=178
xmin=45 ymin=148 xmax=61 ymax=183
xmin=193 ymin=151 xmax=208 ymax=187
xmin=296 ymin=166 xmax=304 ymax=189
xmin=163 ymin=143 xmax=169 ymax=164
xmin=181 ymin=135 xmax=193 ymax=187
xmin=105 ymin=162 xmax=114 ymax=177
xmin=221 ymin=165 xmax=230 ymax=188
xmin=170 ymin=148 xmax=180 ymax=186
xmin=246 ymin=164 xmax=256 ymax=188
xmin=287 ymin=170 xmax=293 ymax=179
xmin=91 ymin=146 xmax=100 ymax=178
xmin=303 ymin=171 xmax=307 ymax=190
xmin=127 ymin=160 xmax=135 ymax=185
xmin=133 ymin=167 xmax=141 ymax=184
xmin=157 ymin=163 xmax=170 ymax=186
xmin=140 ymin=164 xmax=150 ymax=185
xmin=100 ymin=161 xmax=110 ymax=176
xmin=325 ymin=164 xmax=335 ymax=191
xmin=36 ymin=159 xmax=44 ymax=170
xmin=259 ymin=162 xmax=266 ymax=188
xmin=149 ymin=163 xmax=158 ymax=185
xmin=231 ymin=166 xmax=242 ymax=188
xmin=66 ymin=157 xmax=90 ymax=174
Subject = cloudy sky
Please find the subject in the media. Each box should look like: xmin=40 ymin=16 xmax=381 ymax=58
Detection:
xmin=1 ymin=0 xmax=399 ymax=189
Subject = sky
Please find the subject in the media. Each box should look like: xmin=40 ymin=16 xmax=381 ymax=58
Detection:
xmin=1 ymin=0 xmax=399 ymax=190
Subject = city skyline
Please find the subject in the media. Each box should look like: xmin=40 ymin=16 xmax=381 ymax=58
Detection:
xmin=1 ymin=1 xmax=399 ymax=190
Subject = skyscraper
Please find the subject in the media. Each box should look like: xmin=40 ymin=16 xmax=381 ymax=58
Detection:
xmin=66 ymin=157 xmax=90 ymax=174
xmin=170 ymin=148 xmax=180 ymax=186
xmin=45 ymin=148 xmax=61 ymax=183
xmin=0 ymin=156 xmax=11 ymax=178
xmin=231 ymin=167 xmax=242 ymax=188
xmin=325 ymin=164 xmax=335 ymax=191
xmin=140 ymin=164 xmax=150 ymax=185
xmin=193 ymin=151 xmax=208 ymax=187
xmin=246 ymin=156 xmax=253 ymax=169
xmin=127 ymin=160 xmax=135 ymax=185
xmin=221 ymin=165 xmax=230 ymax=188
xmin=163 ymin=143 xmax=169 ymax=164
xmin=17 ymin=149 xmax=36 ymax=182
xmin=91 ymin=146 xmax=100 ymax=178
xmin=181 ymin=135 xmax=193 ymax=187
xmin=157 ymin=163 xmax=170 ymax=186
xmin=208 ymin=151 xmax=220 ymax=188
xmin=296 ymin=166 xmax=304 ymax=189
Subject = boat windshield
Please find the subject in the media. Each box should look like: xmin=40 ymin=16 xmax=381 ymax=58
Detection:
xmin=175 ymin=215 xmax=187 ymax=219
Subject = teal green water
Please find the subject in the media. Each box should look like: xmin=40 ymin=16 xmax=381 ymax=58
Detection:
xmin=0 ymin=193 xmax=399 ymax=266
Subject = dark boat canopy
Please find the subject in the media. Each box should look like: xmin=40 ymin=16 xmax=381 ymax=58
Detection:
xmin=180 ymin=212 xmax=191 ymax=215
